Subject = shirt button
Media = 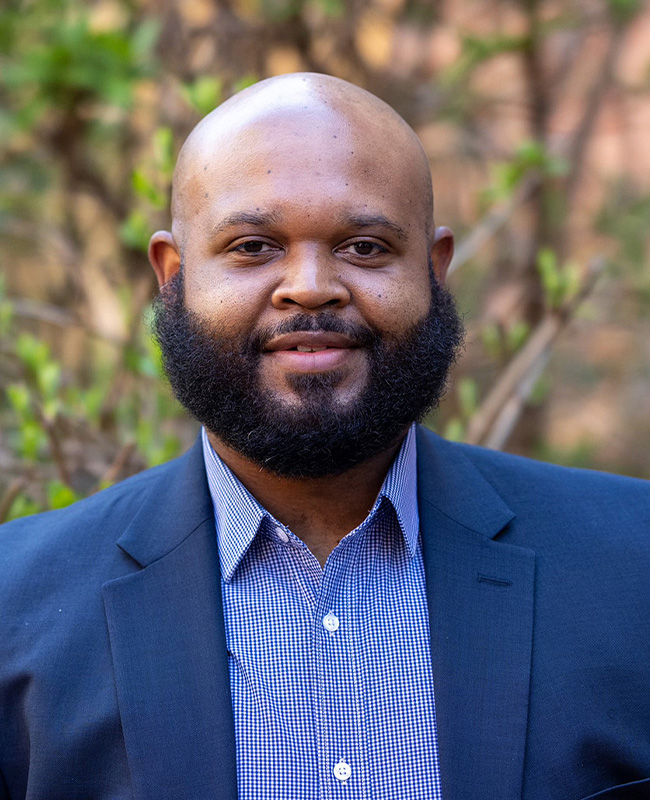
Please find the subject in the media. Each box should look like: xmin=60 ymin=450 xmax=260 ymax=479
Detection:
xmin=333 ymin=759 xmax=351 ymax=782
xmin=322 ymin=612 xmax=339 ymax=632
xmin=275 ymin=526 xmax=289 ymax=543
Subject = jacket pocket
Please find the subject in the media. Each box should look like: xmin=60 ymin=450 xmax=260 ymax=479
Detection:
xmin=580 ymin=776 xmax=650 ymax=800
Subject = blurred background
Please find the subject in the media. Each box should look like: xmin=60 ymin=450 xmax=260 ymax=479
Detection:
xmin=1 ymin=0 xmax=649 ymax=520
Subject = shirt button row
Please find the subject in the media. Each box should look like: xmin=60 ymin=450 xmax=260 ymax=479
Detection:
xmin=333 ymin=759 xmax=351 ymax=782
xmin=322 ymin=612 xmax=339 ymax=632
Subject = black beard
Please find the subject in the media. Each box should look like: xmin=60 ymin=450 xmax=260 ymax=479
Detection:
xmin=152 ymin=264 xmax=464 ymax=478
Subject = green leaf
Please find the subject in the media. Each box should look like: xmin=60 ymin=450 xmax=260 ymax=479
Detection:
xmin=458 ymin=377 xmax=478 ymax=419
xmin=309 ymin=0 xmax=344 ymax=17
xmin=259 ymin=0 xmax=302 ymax=22
xmin=444 ymin=418 xmax=465 ymax=442
xmin=6 ymin=493 xmax=41 ymax=521
xmin=37 ymin=361 xmax=62 ymax=399
xmin=182 ymin=76 xmax=223 ymax=116
xmin=77 ymin=385 xmax=107 ymax=421
xmin=16 ymin=332 xmax=50 ymax=372
xmin=537 ymin=248 xmax=582 ymax=308
xmin=119 ymin=209 xmax=150 ymax=251
xmin=132 ymin=169 xmax=166 ymax=208
xmin=153 ymin=126 xmax=175 ymax=177
xmin=506 ymin=321 xmax=530 ymax=352
xmin=6 ymin=383 xmax=31 ymax=417
xmin=47 ymin=479 xmax=78 ymax=510
xmin=537 ymin=247 xmax=562 ymax=307
xmin=442 ymin=33 xmax=529 ymax=84
xmin=19 ymin=420 xmax=45 ymax=459
xmin=562 ymin=261 xmax=581 ymax=304
xmin=130 ymin=18 xmax=161 ymax=67
xmin=529 ymin=374 xmax=551 ymax=405
xmin=0 ymin=299 xmax=13 ymax=335
xmin=232 ymin=74 xmax=258 ymax=93
xmin=607 ymin=0 xmax=642 ymax=23
xmin=42 ymin=397 xmax=62 ymax=420
xmin=481 ymin=322 xmax=502 ymax=359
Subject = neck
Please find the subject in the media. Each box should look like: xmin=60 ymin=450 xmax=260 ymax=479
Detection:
xmin=206 ymin=430 xmax=408 ymax=566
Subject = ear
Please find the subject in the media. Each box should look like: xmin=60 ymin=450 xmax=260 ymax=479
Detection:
xmin=430 ymin=226 xmax=454 ymax=284
xmin=148 ymin=231 xmax=181 ymax=287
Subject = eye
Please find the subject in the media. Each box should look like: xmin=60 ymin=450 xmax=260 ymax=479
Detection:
xmin=339 ymin=240 xmax=388 ymax=257
xmin=232 ymin=240 xmax=276 ymax=254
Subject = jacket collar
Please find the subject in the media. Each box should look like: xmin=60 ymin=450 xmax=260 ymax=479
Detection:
xmin=114 ymin=424 xmax=512 ymax=568
xmin=115 ymin=436 xmax=214 ymax=567
xmin=415 ymin=424 xmax=515 ymax=538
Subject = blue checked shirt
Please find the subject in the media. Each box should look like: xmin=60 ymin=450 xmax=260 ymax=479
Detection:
xmin=202 ymin=425 xmax=443 ymax=799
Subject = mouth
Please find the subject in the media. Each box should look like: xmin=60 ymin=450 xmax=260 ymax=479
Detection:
xmin=264 ymin=331 xmax=358 ymax=352
xmin=262 ymin=331 xmax=361 ymax=373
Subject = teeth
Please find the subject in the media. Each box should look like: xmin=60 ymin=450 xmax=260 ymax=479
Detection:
xmin=296 ymin=346 xmax=328 ymax=352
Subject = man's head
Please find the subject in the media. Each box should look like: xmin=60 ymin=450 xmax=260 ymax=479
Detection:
xmin=149 ymin=73 xmax=464 ymax=478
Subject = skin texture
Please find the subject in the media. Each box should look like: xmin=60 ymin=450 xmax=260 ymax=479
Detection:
xmin=149 ymin=73 xmax=455 ymax=565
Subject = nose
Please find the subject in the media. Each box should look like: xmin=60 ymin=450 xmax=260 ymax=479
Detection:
xmin=271 ymin=247 xmax=351 ymax=311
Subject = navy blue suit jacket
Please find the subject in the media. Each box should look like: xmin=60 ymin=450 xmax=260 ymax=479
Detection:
xmin=1 ymin=426 xmax=650 ymax=800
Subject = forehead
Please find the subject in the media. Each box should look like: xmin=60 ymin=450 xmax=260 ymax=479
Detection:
xmin=176 ymin=106 xmax=431 ymax=239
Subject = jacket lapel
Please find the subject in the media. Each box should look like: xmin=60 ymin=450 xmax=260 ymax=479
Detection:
xmin=417 ymin=427 xmax=535 ymax=800
xmin=102 ymin=439 xmax=238 ymax=800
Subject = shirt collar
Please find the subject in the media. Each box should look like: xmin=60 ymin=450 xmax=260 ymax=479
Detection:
xmin=201 ymin=424 xmax=420 ymax=582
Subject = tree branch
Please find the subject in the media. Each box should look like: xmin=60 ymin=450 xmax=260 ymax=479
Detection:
xmin=99 ymin=441 xmax=136 ymax=487
xmin=0 ymin=477 xmax=27 ymax=524
xmin=465 ymin=256 xmax=606 ymax=448
xmin=449 ymin=174 xmax=541 ymax=275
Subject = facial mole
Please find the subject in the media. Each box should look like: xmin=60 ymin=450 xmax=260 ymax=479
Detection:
xmin=267 ymin=170 xmax=272 ymax=174
xmin=204 ymin=192 xmax=208 ymax=198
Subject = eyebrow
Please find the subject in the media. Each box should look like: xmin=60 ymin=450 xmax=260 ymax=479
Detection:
xmin=344 ymin=215 xmax=409 ymax=242
xmin=210 ymin=211 xmax=283 ymax=236
xmin=209 ymin=210 xmax=409 ymax=242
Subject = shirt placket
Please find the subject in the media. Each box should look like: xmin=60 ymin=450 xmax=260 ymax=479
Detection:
xmin=314 ymin=533 xmax=366 ymax=800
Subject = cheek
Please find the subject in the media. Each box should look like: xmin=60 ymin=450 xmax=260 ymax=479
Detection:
xmin=183 ymin=267 xmax=268 ymax=336
xmin=351 ymin=273 xmax=431 ymax=335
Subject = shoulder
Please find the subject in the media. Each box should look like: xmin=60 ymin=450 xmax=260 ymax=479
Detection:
xmin=418 ymin=425 xmax=648 ymax=504
xmin=456 ymin=438 xmax=649 ymax=515
xmin=416 ymin=425 xmax=650 ymax=549
xmin=0 ymin=452 xmax=190 ymax=584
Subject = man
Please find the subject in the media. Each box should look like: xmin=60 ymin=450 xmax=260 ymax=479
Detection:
xmin=1 ymin=73 xmax=649 ymax=800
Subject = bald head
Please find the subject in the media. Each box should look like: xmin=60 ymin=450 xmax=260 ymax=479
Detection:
xmin=170 ymin=73 xmax=434 ymax=245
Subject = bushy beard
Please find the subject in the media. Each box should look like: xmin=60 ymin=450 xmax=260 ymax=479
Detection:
xmin=152 ymin=263 xmax=464 ymax=478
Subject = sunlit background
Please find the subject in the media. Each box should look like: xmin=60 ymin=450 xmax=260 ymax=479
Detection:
xmin=1 ymin=0 xmax=649 ymax=519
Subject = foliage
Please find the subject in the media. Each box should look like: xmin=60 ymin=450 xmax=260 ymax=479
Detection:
xmin=0 ymin=280 xmax=187 ymax=522
xmin=1 ymin=0 xmax=650 ymax=520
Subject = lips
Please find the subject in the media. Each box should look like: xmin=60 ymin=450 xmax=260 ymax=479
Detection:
xmin=264 ymin=331 xmax=357 ymax=352
xmin=262 ymin=331 xmax=361 ymax=373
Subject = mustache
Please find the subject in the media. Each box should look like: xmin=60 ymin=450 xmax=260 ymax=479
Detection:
xmin=247 ymin=313 xmax=377 ymax=352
